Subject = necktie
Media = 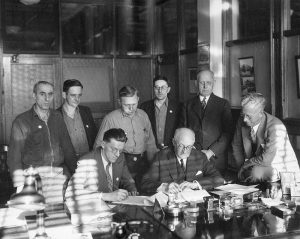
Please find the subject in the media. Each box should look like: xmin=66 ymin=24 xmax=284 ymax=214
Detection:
xmin=105 ymin=162 xmax=113 ymax=192
xmin=250 ymin=127 xmax=257 ymax=154
xmin=201 ymin=97 xmax=207 ymax=110
xmin=250 ymin=127 xmax=256 ymax=143
xmin=180 ymin=159 xmax=185 ymax=171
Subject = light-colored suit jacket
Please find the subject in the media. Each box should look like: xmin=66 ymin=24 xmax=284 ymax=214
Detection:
xmin=65 ymin=148 xmax=136 ymax=202
xmin=232 ymin=112 xmax=300 ymax=175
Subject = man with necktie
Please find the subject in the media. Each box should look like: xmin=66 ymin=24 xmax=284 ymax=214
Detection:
xmin=179 ymin=70 xmax=233 ymax=175
xmin=65 ymin=128 xmax=138 ymax=203
xmin=232 ymin=93 xmax=300 ymax=182
xmin=140 ymin=128 xmax=224 ymax=194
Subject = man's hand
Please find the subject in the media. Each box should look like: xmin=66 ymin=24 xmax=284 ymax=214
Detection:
xmin=180 ymin=181 xmax=199 ymax=191
xmin=128 ymin=191 xmax=139 ymax=196
xmin=237 ymin=162 xmax=252 ymax=181
xmin=167 ymin=182 xmax=181 ymax=194
xmin=201 ymin=149 xmax=214 ymax=160
xmin=102 ymin=189 xmax=129 ymax=201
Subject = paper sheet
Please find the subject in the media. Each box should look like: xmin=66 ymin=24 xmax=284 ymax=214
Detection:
xmin=112 ymin=196 xmax=153 ymax=206
xmin=0 ymin=208 xmax=27 ymax=228
xmin=216 ymin=184 xmax=258 ymax=191
xmin=178 ymin=189 xmax=210 ymax=202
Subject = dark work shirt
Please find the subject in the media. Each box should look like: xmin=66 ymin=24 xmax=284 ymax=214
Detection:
xmin=7 ymin=106 xmax=77 ymax=186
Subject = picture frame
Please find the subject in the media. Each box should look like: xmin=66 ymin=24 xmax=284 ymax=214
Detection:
xmin=188 ymin=67 xmax=198 ymax=94
xmin=238 ymin=57 xmax=256 ymax=96
xmin=295 ymin=55 xmax=300 ymax=98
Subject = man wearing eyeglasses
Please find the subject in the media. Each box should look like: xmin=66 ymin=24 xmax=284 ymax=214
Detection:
xmin=179 ymin=70 xmax=233 ymax=175
xmin=94 ymin=86 xmax=158 ymax=191
xmin=232 ymin=93 xmax=300 ymax=182
xmin=140 ymin=76 xmax=181 ymax=149
xmin=65 ymin=128 xmax=138 ymax=205
xmin=141 ymin=128 xmax=224 ymax=194
xmin=57 ymin=79 xmax=97 ymax=157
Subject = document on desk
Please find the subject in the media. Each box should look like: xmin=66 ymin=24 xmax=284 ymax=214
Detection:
xmin=216 ymin=183 xmax=259 ymax=195
xmin=112 ymin=196 xmax=154 ymax=206
xmin=0 ymin=208 xmax=27 ymax=228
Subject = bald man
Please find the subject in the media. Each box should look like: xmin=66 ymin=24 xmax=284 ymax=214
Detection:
xmin=232 ymin=93 xmax=300 ymax=182
xmin=179 ymin=70 xmax=233 ymax=175
xmin=141 ymin=128 xmax=224 ymax=194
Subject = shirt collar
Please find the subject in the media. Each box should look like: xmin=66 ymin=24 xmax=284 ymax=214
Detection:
xmin=176 ymin=156 xmax=187 ymax=166
xmin=33 ymin=104 xmax=50 ymax=122
xmin=63 ymin=103 xmax=78 ymax=118
xmin=252 ymin=123 xmax=260 ymax=134
xmin=155 ymin=97 xmax=168 ymax=108
xmin=120 ymin=108 xmax=139 ymax=118
xmin=101 ymin=148 xmax=111 ymax=168
xmin=199 ymin=94 xmax=210 ymax=102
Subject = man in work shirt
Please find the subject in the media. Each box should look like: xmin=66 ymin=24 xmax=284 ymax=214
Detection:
xmin=94 ymin=86 xmax=158 ymax=190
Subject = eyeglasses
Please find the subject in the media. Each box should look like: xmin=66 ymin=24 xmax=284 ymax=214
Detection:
xmin=198 ymin=81 xmax=213 ymax=87
xmin=176 ymin=143 xmax=194 ymax=151
xmin=108 ymin=146 xmax=123 ymax=155
xmin=154 ymin=85 xmax=168 ymax=91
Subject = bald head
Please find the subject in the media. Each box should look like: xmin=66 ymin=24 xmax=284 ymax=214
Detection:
xmin=174 ymin=128 xmax=195 ymax=142
xmin=173 ymin=128 xmax=195 ymax=159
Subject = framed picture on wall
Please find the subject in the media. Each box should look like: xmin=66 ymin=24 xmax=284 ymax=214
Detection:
xmin=295 ymin=55 xmax=300 ymax=98
xmin=239 ymin=57 xmax=256 ymax=96
xmin=188 ymin=67 xmax=198 ymax=94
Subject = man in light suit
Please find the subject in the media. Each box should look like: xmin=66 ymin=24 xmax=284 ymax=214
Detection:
xmin=141 ymin=128 xmax=224 ymax=194
xmin=140 ymin=76 xmax=181 ymax=149
xmin=179 ymin=70 xmax=233 ymax=175
xmin=232 ymin=93 xmax=300 ymax=182
xmin=65 ymin=128 xmax=138 ymax=203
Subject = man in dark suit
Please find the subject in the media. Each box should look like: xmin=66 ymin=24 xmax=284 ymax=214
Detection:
xmin=65 ymin=128 xmax=138 ymax=203
xmin=57 ymin=79 xmax=97 ymax=156
xmin=141 ymin=128 xmax=224 ymax=194
xmin=179 ymin=70 xmax=233 ymax=175
xmin=140 ymin=76 xmax=181 ymax=149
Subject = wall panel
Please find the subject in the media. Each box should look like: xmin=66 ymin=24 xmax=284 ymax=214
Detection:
xmin=115 ymin=58 xmax=152 ymax=104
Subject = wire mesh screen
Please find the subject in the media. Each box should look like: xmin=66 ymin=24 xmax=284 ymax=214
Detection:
xmin=115 ymin=58 xmax=152 ymax=104
xmin=11 ymin=63 xmax=54 ymax=115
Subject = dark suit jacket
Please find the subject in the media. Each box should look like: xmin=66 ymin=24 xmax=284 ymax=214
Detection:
xmin=65 ymin=148 xmax=136 ymax=199
xmin=57 ymin=105 xmax=97 ymax=150
xmin=141 ymin=147 xmax=224 ymax=194
xmin=140 ymin=98 xmax=181 ymax=147
xmin=179 ymin=93 xmax=233 ymax=173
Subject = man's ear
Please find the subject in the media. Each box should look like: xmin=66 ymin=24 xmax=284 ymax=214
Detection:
xmin=62 ymin=92 xmax=66 ymax=99
xmin=100 ymin=141 xmax=106 ymax=148
xmin=33 ymin=93 xmax=36 ymax=100
xmin=118 ymin=99 xmax=121 ymax=106
xmin=172 ymin=138 xmax=176 ymax=147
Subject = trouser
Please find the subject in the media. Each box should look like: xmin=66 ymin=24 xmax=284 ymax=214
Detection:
xmin=124 ymin=152 xmax=149 ymax=191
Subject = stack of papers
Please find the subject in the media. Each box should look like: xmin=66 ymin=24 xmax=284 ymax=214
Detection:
xmin=215 ymin=184 xmax=259 ymax=195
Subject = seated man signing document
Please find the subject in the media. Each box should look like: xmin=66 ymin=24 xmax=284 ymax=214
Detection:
xmin=65 ymin=128 xmax=138 ymax=204
xmin=141 ymin=128 xmax=224 ymax=194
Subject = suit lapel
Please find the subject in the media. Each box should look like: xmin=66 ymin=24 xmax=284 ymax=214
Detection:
xmin=150 ymin=100 xmax=157 ymax=138
xmin=204 ymin=94 xmax=215 ymax=119
xmin=242 ymin=126 xmax=252 ymax=158
xmin=255 ymin=113 xmax=267 ymax=153
xmin=191 ymin=97 xmax=203 ymax=120
xmin=112 ymin=158 xmax=122 ymax=191
xmin=97 ymin=148 xmax=110 ymax=192
xmin=167 ymin=150 xmax=179 ymax=182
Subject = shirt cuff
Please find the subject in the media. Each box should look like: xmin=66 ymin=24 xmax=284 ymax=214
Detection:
xmin=157 ymin=183 xmax=168 ymax=193
xmin=193 ymin=180 xmax=202 ymax=190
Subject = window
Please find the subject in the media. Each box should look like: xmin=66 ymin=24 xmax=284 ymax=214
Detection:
xmin=61 ymin=2 xmax=113 ymax=55
xmin=2 ymin=0 xmax=59 ymax=53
